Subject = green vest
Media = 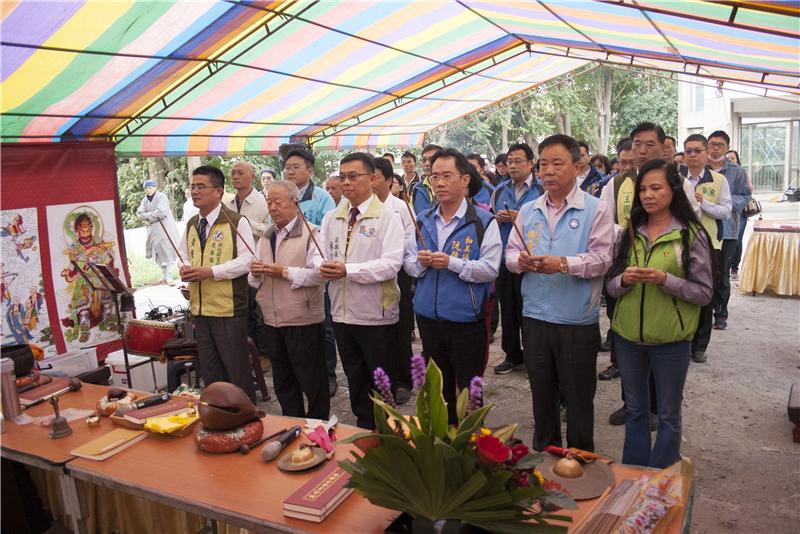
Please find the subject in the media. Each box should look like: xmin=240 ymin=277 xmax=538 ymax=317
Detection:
xmin=612 ymin=224 xmax=702 ymax=344
xmin=693 ymin=169 xmax=725 ymax=250
xmin=186 ymin=207 xmax=248 ymax=317
xmin=613 ymin=170 xmax=637 ymax=225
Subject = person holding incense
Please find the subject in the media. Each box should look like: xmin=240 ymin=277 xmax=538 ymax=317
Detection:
xmin=605 ymin=160 xmax=713 ymax=468
xmin=249 ymin=180 xmax=328 ymax=419
xmin=505 ymin=134 xmax=614 ymax=453
xmin=179 ymin=165 xmax=257 ymax=402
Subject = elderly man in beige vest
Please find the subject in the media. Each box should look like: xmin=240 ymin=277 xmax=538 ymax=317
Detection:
xmin=249 ymin=181 xmax=329 ymax=419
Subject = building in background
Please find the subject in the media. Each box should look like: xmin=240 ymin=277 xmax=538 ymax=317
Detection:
xmin=677 ymin=76 xmax=800 ymax=192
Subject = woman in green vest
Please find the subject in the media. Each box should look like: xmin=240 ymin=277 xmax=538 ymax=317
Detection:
xmin=606 ymin=160 xmax=714 ymax=468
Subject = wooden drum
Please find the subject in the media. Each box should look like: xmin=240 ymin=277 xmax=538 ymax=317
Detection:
xmin=126 ymin=319 xmax=177 ymax=357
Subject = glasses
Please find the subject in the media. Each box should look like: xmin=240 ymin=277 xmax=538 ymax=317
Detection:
xmin=335 ymin=172 xmax=371 ymax=182
xmin=708 ymin=141 xmax=728 ymax=149
xmin=507 ymin=158 xmax=530 ymax=166
xmin=429 ymin=173 xmax=464 ymax=183
xmin=189 ymin=183 xmax=218 ymax=191
xmin=684 ymin=148 xmax=705 ymax=155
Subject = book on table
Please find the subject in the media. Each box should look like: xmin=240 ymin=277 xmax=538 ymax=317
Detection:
xmin=18 ymin=377 xmax=69 ymax=406
xmin=282 ymin=462 xmax=354 ymax=522
xmin=122 ymin=397 xmax=191 ymax=425
xmin=70 ymin=428 xmax=146 ymax=461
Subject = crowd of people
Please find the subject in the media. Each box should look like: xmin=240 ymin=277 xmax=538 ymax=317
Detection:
xmin=138 ymin=120 xmax=752 ymax=469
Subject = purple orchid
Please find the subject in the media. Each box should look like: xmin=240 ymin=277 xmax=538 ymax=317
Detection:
xmin=373 ymin=367 xmax=396 ymax=408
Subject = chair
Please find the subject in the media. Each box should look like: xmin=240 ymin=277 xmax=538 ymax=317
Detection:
xmin=248 ymin=338 xmax=270 ymax=401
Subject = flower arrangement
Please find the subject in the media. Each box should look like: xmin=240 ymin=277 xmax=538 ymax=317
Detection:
xmin=339 ymin=359 xmax=575 ymax=533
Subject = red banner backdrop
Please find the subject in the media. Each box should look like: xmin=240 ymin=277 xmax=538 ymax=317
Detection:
xmin=1 ymin=142 xmax=129 ymax=359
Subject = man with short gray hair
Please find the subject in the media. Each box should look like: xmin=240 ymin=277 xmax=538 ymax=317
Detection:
xmin=249 ymin=180 xmax=329 ymax=418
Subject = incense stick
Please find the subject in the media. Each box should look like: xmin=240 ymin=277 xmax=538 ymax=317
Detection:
xmin=400 ymin=189 xmax=427 ymax=250
xmin=219 ymin=208 xmax=257 ymax=257
xmin=504 ymin=201 xmax=531 ymax=254
xmin=626 ymin=218 xmax=640 ymax=267
xmin=155 ymin=217 xmax=187 ymax=267
xmin=294 ymin=201 xmax=326 ymax=260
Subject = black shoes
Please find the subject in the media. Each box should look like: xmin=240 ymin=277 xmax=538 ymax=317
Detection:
xmin=395 ymin=386 xmax=411 ymax=406
xmin=609 ymin=406 xmax=626 ymax=425
xmin=692 ymin=351 xmax=707 ymax=363
xmin=598 ymin=364 xmax=619 ymax=380
xmin=493 ymin=360 xmax=524 ymax=374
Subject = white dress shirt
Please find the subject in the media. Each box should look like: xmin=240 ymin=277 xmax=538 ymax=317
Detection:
xmin=248 ymin=216 xmax=324 ymax=289
xmin=224 ymin=187 xmax=269 ymax=239
xmin=687 ymin=169 xmax=732 ymax=221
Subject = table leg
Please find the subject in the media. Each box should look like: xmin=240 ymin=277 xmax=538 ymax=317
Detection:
xmin=59 ymin=469 xmax=88 ymax=534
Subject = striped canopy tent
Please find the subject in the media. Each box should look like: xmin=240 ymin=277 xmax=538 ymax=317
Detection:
xmin=2 ymin=0 xmax=798 ymax=156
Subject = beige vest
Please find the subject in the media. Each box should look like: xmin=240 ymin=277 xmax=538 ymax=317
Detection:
xmin=254 ymin=220 xmax=324 ymax=327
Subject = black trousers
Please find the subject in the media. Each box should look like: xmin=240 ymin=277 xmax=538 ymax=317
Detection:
xmin=522 ymin=318 xmax=600 ymax=452
xmin=264 ymin=322 xmax=329 ymax=419
xmin=605 ymin=293 xmax=617 ymax=364
xmin=194 ymin=315 xmax=256 ymax=403
xmin=395 ymin=271 xmax=414 ymax=388
xmin=416 ymin=315 xmax=486 ymax=424
xmin=247 ymin=286 xmax=268 ymax=356
xmin=323 ymin=288 xmax=337 ymax=378
xmin=714 ymin=239 xmax=736 ymax=320
xmin=332 ymin=322 xmax=396 ymax=429
xmin=497 ymin=264 xmax=524 ymax=364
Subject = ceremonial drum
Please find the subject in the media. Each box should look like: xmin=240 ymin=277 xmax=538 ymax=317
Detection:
xmin=126 ymin=319 xmax=177 ymax=357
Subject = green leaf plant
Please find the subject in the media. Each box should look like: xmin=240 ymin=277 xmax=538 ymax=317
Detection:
xmin=339 ymin=360 xmax=575 ymax=533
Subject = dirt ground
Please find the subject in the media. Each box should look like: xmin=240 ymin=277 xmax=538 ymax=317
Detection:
xmin=135 ymin=195 xmax=799 ymax=533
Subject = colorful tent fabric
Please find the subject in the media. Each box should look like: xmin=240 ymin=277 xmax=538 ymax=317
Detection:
xmin=1 ymin=0 xmax=798 ymax=156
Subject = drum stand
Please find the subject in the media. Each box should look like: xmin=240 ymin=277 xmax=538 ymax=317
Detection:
xmin=115 ymin=294 xmax=160 ymax=393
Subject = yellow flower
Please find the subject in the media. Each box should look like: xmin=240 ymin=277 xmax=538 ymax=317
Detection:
xmin=480 ymin=427 xmax=492 ymax=436
xmin=533 ymin=470 xmax=544 ymax=485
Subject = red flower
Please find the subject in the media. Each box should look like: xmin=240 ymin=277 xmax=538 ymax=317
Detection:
xmin=474 ymin=434 xmax=511 ymax=464
xmin=513 ymin=470 xmax=530 ymax=487
xmin=510 ymin=443 xmax=530 ymax=464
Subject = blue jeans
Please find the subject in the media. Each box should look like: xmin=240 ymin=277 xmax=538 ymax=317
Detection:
xmin=614 ymin=333 xmax=691 ymax=468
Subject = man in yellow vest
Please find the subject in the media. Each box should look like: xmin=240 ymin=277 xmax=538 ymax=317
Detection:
xmin=684 ymin=134 xmax=731 ymax=363
xmin=179 ymin=166 xmax=257 ymax=402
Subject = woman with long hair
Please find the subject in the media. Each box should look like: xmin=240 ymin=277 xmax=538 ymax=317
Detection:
xmin=606 ymin=160 xmax=714 ymax=468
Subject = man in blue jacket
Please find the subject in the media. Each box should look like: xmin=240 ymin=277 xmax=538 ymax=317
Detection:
xmin=404 ymin=148 xmax=501 ymax=424
xmin=576 ymin=141 xmax=608 ymax=198
xmin=411 ymin=144 xmax=441 ymax=215
xmin=490 ymin=143 xmax=543 ymax=375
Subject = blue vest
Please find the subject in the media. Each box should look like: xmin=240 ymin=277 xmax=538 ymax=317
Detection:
xmin=412 ymin=180 xmax=435 ymax=215
xmin=414 ymin=203 xmax=495 ymax=323
xmin=474 ymin=181 xmax=495 ymax=206
xmin=491 ymin=178 xmax=543 ymax=248
xmin=520 ymin=192 xmax=600 ymax=325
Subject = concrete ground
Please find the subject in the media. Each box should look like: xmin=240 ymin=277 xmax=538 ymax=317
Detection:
xmin=128 ymin=194 xmax=799 ymax=533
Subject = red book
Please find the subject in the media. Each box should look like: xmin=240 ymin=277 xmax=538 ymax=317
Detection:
xmin=282 ymin=462 xmax=354 ymax=522
xmin=19 ymin=378 xmax=69 ymax=406
xmin=122 ymin=397 xmax=190 ymax=424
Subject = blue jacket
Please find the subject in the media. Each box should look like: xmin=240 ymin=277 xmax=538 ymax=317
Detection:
xmin=299 ymin=181 xmax=336 ymax=226
xmin=412 ymin=178 xmax=435 ymax=215
xmin=714 ymin=160 xmax=751 ymax=239
xmin=490 ymin=177 xmax=543 ymax=249
xmin=520 ymin=191 xmax=600 ymax=325
xmin=579 ymin=165 xmax=608 ymax=198
xmin=414 ymin=203 xmax=495 ymax=323
xmin=474 ymin=181 xmax=495 ymax=206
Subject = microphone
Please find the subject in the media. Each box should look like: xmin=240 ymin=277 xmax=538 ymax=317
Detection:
xmin=23 ymin=377 xmax=82 ymax=409
xmin=260 ymin=425 xmax=301 ymax=462
xmin=115 ymin=392 xmax=170 ymax=415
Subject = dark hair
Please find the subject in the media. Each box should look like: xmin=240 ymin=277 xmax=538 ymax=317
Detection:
xmin=466 ymin=165 xmax=484 ymax=200
xmin=285 ymin=147 xmax=315 ymax=167
xmin=422 ymin=143 xmax=443 ymax=155
xmin=430 ymin=148 xmax=470 ymax=176
xmin=665 ymin=135 xmax=677 ymax=145
xmin=616 ymin=138 xmax=632 ymax=154
xmin=591 ymin=154 xmax=613 ymax=175
xmin=494 ymin=153 xmax=508 ymax=165
xmin=683 ymin=133 xmax=707 ymax=148
xmin=261 ymin=168 xmax=277 ymax=179
xmin=609 ymin=160 xmax=714 ymax=280
xmin=466 ymin=153 xmax=485 ymax=167
xmin=538 ymin=134 xmax=581 ymax=163
xmin=577 ymin=140 xmax=591 ymax=153
xmin=340 ymin=152 xmax=375 ymax=173
xmin=708 ymin=130 xmax=730 ymax=146
xmin=382 ymin=152 xmax=395 ymax=162
xmin=373 ymin=156 xmax=394 ymax=181
xmin=507 ymin=142 xmax=534 ymax=161
xmin=401 ymin=151 xmax=417 ymax=162
xmin=630 ymin=122 xmax=666 ymax=144
xmin=726 ymin=150 xmax=741 ymax=165
xmin=192 ymin=165 xmax=225 ymax=188
xmin=74 ymin=213 xmax=92 ymax=231
xmin=674 ymin=152 xmax=684 ymax=158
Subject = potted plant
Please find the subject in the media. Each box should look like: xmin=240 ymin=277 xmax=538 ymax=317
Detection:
xmin=339 ymin=357 xmax=575 ymax=533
